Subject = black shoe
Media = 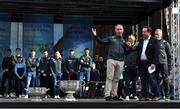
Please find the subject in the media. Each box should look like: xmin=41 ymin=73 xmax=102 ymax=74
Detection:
xmin=112 ymin=96 xmax=123 ymax=101
xmin=105 ymin=96 xmax=113 ymax=101
xmin=145 ymin=98 xmax=152 ymax=101
xmin=139 ymin=97 xmax=151 ymax=101
xmin=139 ymin=97 xmax=146 ymax=101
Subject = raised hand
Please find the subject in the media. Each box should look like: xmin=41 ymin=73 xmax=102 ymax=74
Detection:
xmin=92 ymin=28 xmax=97 ymax=36
xmin=133 ymin=41 xmax=139 ymax=49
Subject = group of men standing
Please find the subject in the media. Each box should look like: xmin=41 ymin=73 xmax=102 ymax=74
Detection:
xmin=1 ymin=47 xmax=97 ymax=98
xmin=92 ymin=24 xmax=172 ymax=101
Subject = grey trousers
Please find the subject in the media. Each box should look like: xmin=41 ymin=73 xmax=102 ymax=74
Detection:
xmin=104 ymin=59 xmax=124 ymax=97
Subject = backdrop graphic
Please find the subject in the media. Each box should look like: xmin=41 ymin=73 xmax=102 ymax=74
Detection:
xmin=63 ymin=16 xmax=93 ymax=59
xmin=53 ymin=24 xmax=63 ymax=54
xmin=23 ymin=14 xmax=53 ymax=58
xmin=0 ymin=13 xmax=11 ymax=77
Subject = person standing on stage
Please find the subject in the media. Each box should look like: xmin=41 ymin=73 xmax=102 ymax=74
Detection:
xmin=26 ymin=48 xmax=38 ymax=90
xmin=93 ymin=55 xmax=100 ymax=71
xmin=0 ymin=49 xmax=14 ymax=98
xmin=92 ymin=24 xmax=126 ymax=101
xmin=154 ymin=29 xmax=172 ymax=101
xmin=136 ymin=26 xmax=159 ymax=101
xmin=79 ymin=48 xmax=93 ymax=97
xmin=50 ymin=50 xmax=63 ymax=99
xmin=13 ymin=48 xmax=24 ymax=97
xmin=98 ymin=56 xmax=106 ymax=81
xmin=64 ymin=49 xmax=79 ymax=80
xmin=39 ymin=50 xmax=51 ymax=97
xmin=14 ymin=56 xmax=26 ymax=98
xmin=124 ymin=35 xmax=139 ymax=101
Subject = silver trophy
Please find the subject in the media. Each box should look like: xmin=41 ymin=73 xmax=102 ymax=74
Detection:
xmin=25 ymin=87 xmax=49 ymax=101
xmin=60 ymin=80 xmax=85 ymax=101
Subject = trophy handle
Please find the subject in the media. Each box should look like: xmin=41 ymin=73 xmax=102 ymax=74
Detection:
xmin=24 ymin=88 xmax=28 ymax=91
xmin=80 ymin=80 xmax=86 ymax=87
xmin=45 ymin=88 xmax=50 ymax=91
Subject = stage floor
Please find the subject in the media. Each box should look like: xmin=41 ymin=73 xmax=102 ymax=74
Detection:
xmin=0 ymin=98 xmax=180 ymax=108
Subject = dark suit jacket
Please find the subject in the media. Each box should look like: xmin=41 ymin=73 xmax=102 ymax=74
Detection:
xmin=137 ymin=36 xmax=157 ymax=66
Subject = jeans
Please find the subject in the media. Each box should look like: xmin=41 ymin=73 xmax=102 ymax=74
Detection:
xmin=52 ymin=73 xmax=62 ymax=96
xmin=36 ymin=73 xmax=41 ymax=87
xmin=124 ymin=66 xmax=138 ymax=97
xmin=79 ymin=71 xmax=91 ymax=97
xmin=26 ymin=72 xmax=37 ymax=88
xmin=155 ymin=64 xmax=170 ymax=97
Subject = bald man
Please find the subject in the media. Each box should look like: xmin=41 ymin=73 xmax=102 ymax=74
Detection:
xmin=154 ymin=29 xmax=172 ymax=101
xmin=92 ymin=24 xmax=126 ymax=101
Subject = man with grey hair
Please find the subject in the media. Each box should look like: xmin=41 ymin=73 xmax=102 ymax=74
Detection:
xmin=92 ymin=24 xmax=126 ymax=101
xmin=154 ymin=28 xmax=172 ymax=101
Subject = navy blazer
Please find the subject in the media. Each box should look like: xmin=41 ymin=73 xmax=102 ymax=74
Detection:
xmin=137 ymin=36 xmax=157 ymax=66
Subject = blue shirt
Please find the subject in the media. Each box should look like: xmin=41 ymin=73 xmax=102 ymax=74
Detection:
xmin=14 ymin=63 xmax=26 ymax=78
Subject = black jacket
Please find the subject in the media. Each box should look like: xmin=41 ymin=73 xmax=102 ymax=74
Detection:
xmin=155 ymin=39 xmax=172 ymax=65
xmin=50 ymin=57 xmax=62 ymax=74
xmin=64 ymin=56 xmax=79 ymax=73
xmin=2 ymin=55 xmax=14 ymax=73
xmin=95 ymin=36 xmax=126 ymax=61
xmin=137 ymin=36 xmax=157 ymax=66
xmin=124 ymin=44 xmax=138 ymax=67
xmin=39 ymin=57 xmax=51 ymax=75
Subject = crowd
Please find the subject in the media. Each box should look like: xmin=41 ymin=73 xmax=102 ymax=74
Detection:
xmin=0 ymin=24 xmax=176 ymax=101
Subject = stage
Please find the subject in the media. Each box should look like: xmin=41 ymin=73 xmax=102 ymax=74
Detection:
xmin=0 ymin=98 xmax=180 ymax=108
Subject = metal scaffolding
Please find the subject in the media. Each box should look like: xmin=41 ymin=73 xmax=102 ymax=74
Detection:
xmin=170 ymin=0 xmax=180 ymax=100
xmin=132 ymin=24 xmax=139 ymax=39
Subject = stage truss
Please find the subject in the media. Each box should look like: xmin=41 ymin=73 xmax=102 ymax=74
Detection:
xmin=171 ymin=0 xmax=180 ymax=100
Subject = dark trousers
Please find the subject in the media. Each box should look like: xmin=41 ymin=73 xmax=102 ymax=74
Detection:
xmin=13 ymin=76 xmax=19 ymax=96
xmin=40 ymin=74 xmax=52 ymax=95
xmin=99 ymin=69 xmax=106 ymax=81
xmin=17 ymin=78 xmax=26 ymax=96
xmin=1 ymin=72 xmax=12 ymax=95
xmin=117 ymin=79 xmax=125 ymax=98
xmin=155 ymin=64 xmax=170 ymax=97
xmin=6 ymin=73 xmax=19 ymax=96
xmin=124 ymin=66 xmax=138 ymax=96
xmin=68 ymin=71 xmax=78 ymax=80
xmin=139 ymin=61 xmax=159 ymax=98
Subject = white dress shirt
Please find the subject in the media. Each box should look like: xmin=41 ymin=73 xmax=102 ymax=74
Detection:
xmin=140 ymin=36 xmax=151 ymax=60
